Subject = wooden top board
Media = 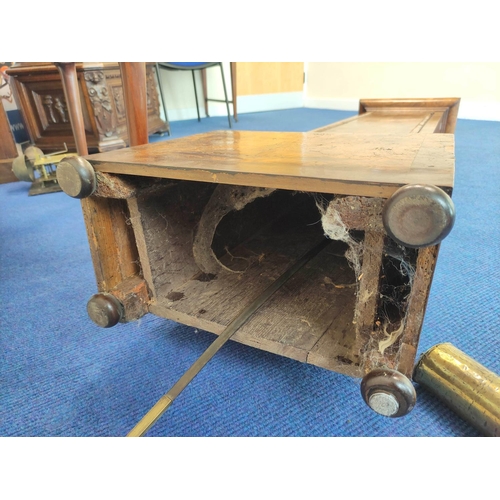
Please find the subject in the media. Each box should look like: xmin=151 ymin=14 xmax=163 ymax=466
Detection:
xmin=86 ymin=130 xmax=455 ymax=198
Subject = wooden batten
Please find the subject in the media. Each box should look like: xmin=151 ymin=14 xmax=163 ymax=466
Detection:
xmin=396 ymin=245 xmax=440 ymax=376
xmin=81 ymin=196 xmax=141 ymax=292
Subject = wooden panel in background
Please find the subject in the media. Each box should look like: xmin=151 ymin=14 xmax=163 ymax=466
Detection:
xmin=236 ymin=62 xmax=304 ymax=96
xmin=0 ymin=102 xmax=19 ymax=184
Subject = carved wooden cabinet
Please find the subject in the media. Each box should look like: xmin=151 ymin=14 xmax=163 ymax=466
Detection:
xmin=6 ymin=63 xmax=169 ymax=154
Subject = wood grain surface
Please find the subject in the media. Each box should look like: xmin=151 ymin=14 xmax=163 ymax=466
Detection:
xmin=86 ymin=131 xmax=454 ymax=198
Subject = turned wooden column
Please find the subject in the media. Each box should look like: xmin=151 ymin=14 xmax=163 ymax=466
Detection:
xmin=54 ymin=62 xmax=88 ymax=156
xmin=119 ymin=62 xmax=148 ymax=146
xmin=54 ymin=63 xmax=147 ymax=314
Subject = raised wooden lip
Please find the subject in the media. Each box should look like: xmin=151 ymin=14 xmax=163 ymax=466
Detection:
xmin=359 ymin=98 xmax=461 ymax=133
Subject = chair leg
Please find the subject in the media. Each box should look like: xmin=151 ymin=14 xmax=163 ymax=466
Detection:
xmin=154 ymin=64 xmax=170 ymax=135
xmin=201 ymin=68 xmax=209 ymax=117
xmin=230 ymin=62 xmax=237 ymax=122
xmin=219 ymin=63 xmax=232 ymax=129
xmin=192 ymin=70 xmax=201 ymax=122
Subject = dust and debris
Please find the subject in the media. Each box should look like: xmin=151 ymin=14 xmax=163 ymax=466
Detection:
xmin=317 ymin=194 xmax=417 ymax=372
xmin=316 ymin=198 xmax=363 ymax=278
xmin=323 ymin=276 xmax=356 ymax=289
xmin=223 ymin=246 xmax=253 ymax=272
xmin=378 ymin=321 xmax=405 ymax=355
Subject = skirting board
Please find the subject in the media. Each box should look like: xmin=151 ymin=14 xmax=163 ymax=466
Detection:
xmin=304 ymin=98 xmax=500 ymax=122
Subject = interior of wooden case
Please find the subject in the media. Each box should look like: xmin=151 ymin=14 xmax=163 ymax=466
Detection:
xmin=129 ymin=180 xmax=416 ymax=378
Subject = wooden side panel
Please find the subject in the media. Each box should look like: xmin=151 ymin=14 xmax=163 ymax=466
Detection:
xmin=0 ymin=103 xmax=18 ymax=159
xmin=128 ymin=182 xmax=217 ymax=298
xmin=396 ymin=245 xmax=440 ymax=376
xmin=81 ymin=196 xmax=140 ymax=291
xmin=354 ymin=231 xmax=385 ymax=341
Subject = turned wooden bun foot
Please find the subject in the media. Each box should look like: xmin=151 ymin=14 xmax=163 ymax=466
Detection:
xmin=383 ymin=184 xmax=455 ymax=248
xmin=87 ymin=293 xmax=124 ymax=328
xmin=56 ymin=156 xmax=96 ymax=199
xmin=361 ymin=368 xmax=417 ymax=418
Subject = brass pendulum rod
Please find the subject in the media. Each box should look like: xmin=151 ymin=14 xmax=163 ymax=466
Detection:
xmin=127 ymin=238 xmax=331 ymax=437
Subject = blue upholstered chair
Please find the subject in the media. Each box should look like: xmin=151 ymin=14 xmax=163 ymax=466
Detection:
xmin=155 ymin=62 xmax=232 ymax=128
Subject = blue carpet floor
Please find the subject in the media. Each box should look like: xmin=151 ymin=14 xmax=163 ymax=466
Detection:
xmin=1 ymin=108 xmax=499 ymax=437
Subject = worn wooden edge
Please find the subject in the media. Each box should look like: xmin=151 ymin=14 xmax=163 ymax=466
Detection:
xmin=359 ymin=97 xmax=461 ymax=112
xmin=395 ymin=245 xmax=440 ymax=377
xmin=94 ymin=171 xmax=177 ymax=199
xmin=111 ymin=275 xmax=150 ymax=323
xmin=89 ymin=161 xmax=455 ymax=199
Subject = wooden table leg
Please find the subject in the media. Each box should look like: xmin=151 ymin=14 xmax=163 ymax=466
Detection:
xmin=56 ymin=62 xmax=148 ymax=324
xmin=54 ymin=62 xmax=88 ymax=156
xmin=119 ymin=62 xmax=148 ymax=147
xmin=202 ymin=63 xmax=236 ymax=121
xmin=201 ymin=68 xmax=209 ymax=117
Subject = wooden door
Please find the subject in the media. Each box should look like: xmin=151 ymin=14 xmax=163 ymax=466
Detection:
xmin=236 ymin=63 xmax=304 ymax=96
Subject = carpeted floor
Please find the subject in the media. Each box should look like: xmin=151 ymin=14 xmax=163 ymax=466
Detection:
xmin=1 ymin=108 xmax=499 ymax=437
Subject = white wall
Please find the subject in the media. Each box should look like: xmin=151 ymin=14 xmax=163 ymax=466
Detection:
xmin=157 ymin=62 xmax=500 ymax=122
xmin=155 ymin=62 xmax=234 ymax=122
xmin=155 ymin=62 xmax=304 ymax=122
xmin=304 ymin=62 xmax=500 ymax=121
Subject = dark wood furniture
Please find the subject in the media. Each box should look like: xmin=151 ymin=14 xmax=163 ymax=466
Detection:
xmin=0 ymin=101 xmax=19 ymax=183
xmin=6 ymin=62 xmax=169 ymax=155
xmin=56 ymin=96 xmax=460 ymax=423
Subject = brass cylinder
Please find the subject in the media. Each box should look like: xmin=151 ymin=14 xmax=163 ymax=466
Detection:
xmin=413 ymin=343 xmax=500 ymax=436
